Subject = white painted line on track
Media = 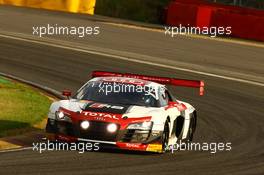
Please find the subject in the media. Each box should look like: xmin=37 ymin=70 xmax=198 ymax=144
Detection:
xmin=0 ymin=147 xmax=32 ymax=153
xmin=0 ymin=33 xmax=263 ymax=87
xmin=0 ymin=72 xmax=63 ymax=98
xmin=101 ymin=22 xmax=264 ymax=49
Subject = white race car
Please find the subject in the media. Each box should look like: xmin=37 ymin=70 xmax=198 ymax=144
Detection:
xmin=46 ymin=71 xmax=204 ymax=153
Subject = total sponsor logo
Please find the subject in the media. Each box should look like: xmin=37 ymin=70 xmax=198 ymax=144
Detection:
xmin=117 ymin=143 xmax=162 ymax=152
xmin=117 ymin=142 xmax=147 ymax=150
xmin=125 ymin=143 xmax=141 ymax=148
xmin=81 ymin=111 xmax=120 ymax=120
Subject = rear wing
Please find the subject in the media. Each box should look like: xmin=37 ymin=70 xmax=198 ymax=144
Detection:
xmin=92 ymin=71 xmax=205 ymax=96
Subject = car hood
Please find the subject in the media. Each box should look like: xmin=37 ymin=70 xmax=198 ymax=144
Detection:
xmin=58 ymin=99 xmax=162 ymax=119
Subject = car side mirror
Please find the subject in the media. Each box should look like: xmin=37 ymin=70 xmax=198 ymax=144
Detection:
xmin=62 ymin=90 xmax=71 ymax=99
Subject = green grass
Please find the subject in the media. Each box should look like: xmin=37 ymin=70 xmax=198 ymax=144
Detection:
xmin=0 ymin=76 xmax=51 ymax=137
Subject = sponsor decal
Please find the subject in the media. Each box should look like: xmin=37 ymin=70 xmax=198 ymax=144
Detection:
xmin=125 ymin=143 xmax=141 ymax=148
xmin=82 ymin=111 xmax=120 ymax=120
xmin=89 ymin=103 xmax=124 ymax=110
xmin=146 ymin=144 xmax=163 ymax=153
xmin=84 ymin=102 xmax=130 ymax=114
xmin=116 ymin=142 xmax=147 ymax=151
xmin=101 ymin=77 xmax=145 ymax=85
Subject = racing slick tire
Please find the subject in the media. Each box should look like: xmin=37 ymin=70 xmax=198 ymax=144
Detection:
xmin=161 ymin=120 xmax=170 ymax=152
xmin=187 ymin=114 xmax=197 ymax=142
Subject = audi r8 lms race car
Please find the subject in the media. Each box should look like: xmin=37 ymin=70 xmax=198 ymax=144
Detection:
xmin=46 ymin=71 xmax=205 ymax=153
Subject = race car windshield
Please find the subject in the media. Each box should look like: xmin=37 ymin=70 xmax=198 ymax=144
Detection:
xmin=75 ymin=81 xmax=159 ymax=107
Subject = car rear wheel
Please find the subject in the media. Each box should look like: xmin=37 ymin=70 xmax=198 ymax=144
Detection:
xmin=188 ymin=116 xmax=197 ymax=142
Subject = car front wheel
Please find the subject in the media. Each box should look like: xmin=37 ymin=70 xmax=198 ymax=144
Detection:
xmin=161 ymin=120 xmax=170 ymax=152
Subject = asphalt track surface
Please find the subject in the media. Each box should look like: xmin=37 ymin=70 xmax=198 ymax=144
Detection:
xmin=0 ymin=5 xmax=264 ymax=175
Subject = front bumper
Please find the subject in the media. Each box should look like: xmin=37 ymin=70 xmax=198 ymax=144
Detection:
xmin=46 ymin=119 xmax=163 ymax=153
xmin=47 ymin=133 xmax=163 ymax=153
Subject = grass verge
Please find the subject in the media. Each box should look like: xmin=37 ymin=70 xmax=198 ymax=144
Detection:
xmin=0 ymin=76 xmax=51 ymax=137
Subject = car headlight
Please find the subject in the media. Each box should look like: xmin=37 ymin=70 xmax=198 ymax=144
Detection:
xmin=80 ymin=121 xmax=90 ymax=130
xmin=55 ymin=111 xmax=72 ymax=122
xmin=107 ymin=123 xmax=118 ymax=133
xmin=127 ymin=121 xmax=153 ymax=130
xmin=57 ymin=111 xmax=65 ymax=119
